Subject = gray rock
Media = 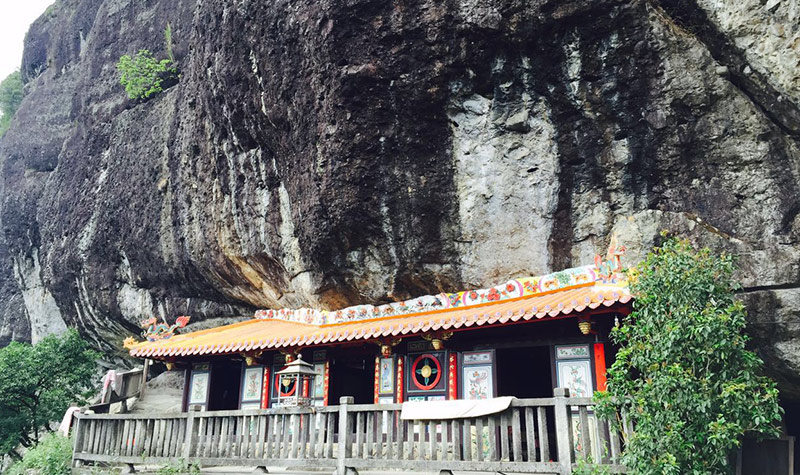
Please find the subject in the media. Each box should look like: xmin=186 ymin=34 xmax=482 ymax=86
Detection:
xmin=504 ymin=109 xmax=531 ymax=132
xmin=0 ymin=0 xmax=799 ymax=402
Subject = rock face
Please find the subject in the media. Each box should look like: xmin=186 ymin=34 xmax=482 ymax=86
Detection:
xmin=0 ymin=0 xmax=799 ymax=397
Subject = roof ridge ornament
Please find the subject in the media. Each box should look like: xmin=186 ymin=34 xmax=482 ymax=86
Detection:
xmin=594 ymin=234 xmax=627 ymax=284
xmin=141 ymin=315 xmax=191 ymax=342
xmin=253 ymin=263 xmax=606 ymax=325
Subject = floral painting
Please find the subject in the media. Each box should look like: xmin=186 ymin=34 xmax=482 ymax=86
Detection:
xmin=571 ymin=413 xmax=601 ymax=458
xmin=242 ymin=367 xmax=263 ymax=402
xmin=189 ymin=372 xmax=209 ymax=405
xmin=557 ymin=360 xmax=593 ymax=398
xmin=463 ymin=365 xmax=493 ymax=400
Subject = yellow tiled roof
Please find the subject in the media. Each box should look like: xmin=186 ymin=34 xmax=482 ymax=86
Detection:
xmin=130 ymin=281 xmax=631 ymax=359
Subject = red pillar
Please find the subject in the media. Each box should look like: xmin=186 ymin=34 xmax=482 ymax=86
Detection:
xmin=448 ymin=353 xmax=458 ymax=400
xmin=396 ymin=356 xmax=404 ymax=403
xmin=261 ymin=366 xmax=271 ymax=409
xmin=374 ymin=356 xmax=380 ymax=403
xmin=594 ymin=342 xmax=607 ymax=392
xmin=323 ymin=360 xmax=330 ymax=406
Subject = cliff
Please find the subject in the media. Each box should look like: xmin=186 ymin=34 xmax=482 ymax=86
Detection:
xmin=1 ymin=0 xmax=799 ymax=398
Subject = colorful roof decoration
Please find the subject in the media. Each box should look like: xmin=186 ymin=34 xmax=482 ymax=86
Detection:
xmin=254 ymin=263 xmax=626 ymax=326
xmin=127 ymin=241 xmax=631 ymax=359
xmin=128 ymin=272 xmax=631 ymax=360
xmin=140 ymin=316 xmax=191 ymax=341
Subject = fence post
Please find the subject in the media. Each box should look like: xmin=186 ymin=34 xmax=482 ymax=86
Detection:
xmin=336 ymin=396 xmax=357 ymax=475
xmin=71 ymin=409 xmax=85 ymax=468
xmin=554 ymin=387 xmax=573 ymax=475
xmin=183 ymin=405 xmax=200 ymax=459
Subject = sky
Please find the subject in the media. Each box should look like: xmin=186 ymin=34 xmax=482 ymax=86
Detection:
xmin=0 ymin=0 xmax=56 ymax=80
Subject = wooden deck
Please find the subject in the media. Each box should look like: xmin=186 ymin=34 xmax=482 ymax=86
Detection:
xmin=71 ymin=388 xmax=627 ymax=474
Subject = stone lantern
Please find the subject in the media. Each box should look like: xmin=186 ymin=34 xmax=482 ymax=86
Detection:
xmin=275 ymin=354 xmax=317 ymax=407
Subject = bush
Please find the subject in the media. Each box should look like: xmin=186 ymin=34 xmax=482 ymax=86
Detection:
xmin=117 ymin=49 xmax=177 ymax=100
xmin=6 ymin=433 xmax=72 ymax=475
xmin=0 ymin=71 xmax=23 ymax=136
xmin=595 ymin=236 xmax=782 ymax=474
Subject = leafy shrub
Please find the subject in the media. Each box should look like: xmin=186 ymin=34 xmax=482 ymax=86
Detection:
xmin=0 ymin=330 xmax=99 ymax=457
xmin=6 ymin=433 xmax=72 ymax=475
xmin=595 ymin=236 xmax=782 ymax=474
xmin=0 ymin=71 xmax=23 ymax=136
xmin=117 ymin=49 xmax=177 ymax=100
xmin=572 ymin=455 xmax=611 ymax=475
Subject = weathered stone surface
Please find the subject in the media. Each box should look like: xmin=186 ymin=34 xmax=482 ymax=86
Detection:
xmin=130 ymin=369 xmax=184 ymax=414
xmin=1 ymin=0 xmax=799 ymax=398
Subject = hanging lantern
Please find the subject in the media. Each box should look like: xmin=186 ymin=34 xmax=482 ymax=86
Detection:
xmin=275 ymin=354 xmax=317 ymax=407
xmin=377 ymin=338 xmax=402 ymax=357
xmin=422 ymin=331 xmax=453 ymax=350
xmin=578 ymin=317 xmax=592 ymax=335
xmin=241 ymin=350 xmax=263 ymax=366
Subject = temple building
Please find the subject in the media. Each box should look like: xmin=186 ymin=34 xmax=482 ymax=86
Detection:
xmin=125 ymin=246 xmax=631 ymax=412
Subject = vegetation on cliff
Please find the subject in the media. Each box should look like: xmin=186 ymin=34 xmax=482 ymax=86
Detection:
xmin=0 ymin=71 xmax=23 ymax=136
xmin=596 ymin=237 xmax=782 ymax=474
xmin=117 ymin=49 xmax=177 ymax=100
xmin=0 ymin=330 xmax=98 ymax=459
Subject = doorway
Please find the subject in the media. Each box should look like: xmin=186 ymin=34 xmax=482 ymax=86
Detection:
xmin=328 ymin=353 xmax=374 ymax=404
xmin=495 ymin=346 xmax=553 ymax=398
xmin=207 ymin=361 xmax=242 ymax=410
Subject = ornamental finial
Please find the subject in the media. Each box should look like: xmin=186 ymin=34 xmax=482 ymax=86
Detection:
xmin=123 ymin=336 xmax=139 ymax=349
xmin=594 ymin=235 xmax=626 ymax=283
xmin=141 ymin=315 xmax=191 ymax=342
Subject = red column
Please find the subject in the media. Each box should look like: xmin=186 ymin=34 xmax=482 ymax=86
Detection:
xmin=374 ymin=356 xmax=380 ymax=403
xmin=396 ymin=356 xmax=404 ymax=403
xmin=448 ymin=353 xmax=458 ymax=400
xmin=323 ymin=360 xmax=330 ymax=406
xmin=594 ymin=342 xmax=608 ymax=392
xmin=261 ymin=366 xmax=271 ymax=409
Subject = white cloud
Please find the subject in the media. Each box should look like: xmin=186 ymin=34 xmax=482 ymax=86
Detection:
xmin=0 ymin=1 xmax=56 ymax=80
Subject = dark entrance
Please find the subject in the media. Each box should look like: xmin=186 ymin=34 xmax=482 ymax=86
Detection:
xmin=208 ymin=361 xmax=242 ymax=410
xmin=496 ymin=346 xmax=553 ymax=398
xmin=329 ymin=352 xmax=374 ymax=404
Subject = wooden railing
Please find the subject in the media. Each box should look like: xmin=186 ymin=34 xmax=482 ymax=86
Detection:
xmin=72 ymin=388 xmax=627 ymax=474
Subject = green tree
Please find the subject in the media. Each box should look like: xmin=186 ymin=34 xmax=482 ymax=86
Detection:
xmin=117 ymin=49 xmax=177 ymax=100
xmin=0 ymin=71 xmax=24 ymax=136
xmin=595 ymin=237 xmax=782 ymax=474
xmin=0 ymin=330 xmax=99 ymax=458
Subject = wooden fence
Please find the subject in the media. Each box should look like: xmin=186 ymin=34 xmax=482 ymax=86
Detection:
xmin=72 ymin=388 xmax=627 ymax=474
